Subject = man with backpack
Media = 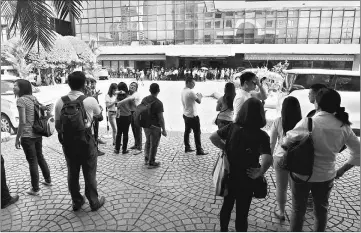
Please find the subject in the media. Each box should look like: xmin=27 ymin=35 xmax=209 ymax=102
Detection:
xmin=138 ymin=83 xmax=167 ymax=168
xmin=54 ymin=71 xmax=105 ymax=212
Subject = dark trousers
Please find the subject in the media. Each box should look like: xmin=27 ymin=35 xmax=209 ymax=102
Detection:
xmin=131 ymin=111 xmax=143 ymax=150
xmin=217 ymin=119 xmax=232 ymax=130
xmin=220 ymin=187 xmax=254 ymax=232
xmin=1 ymin=155 xmax=11 ymax=205
xmin=290 ymin=177 xmax=334 ymax=232
xmin=93 ymin=118 xmax=99 ymax=142
xmin=20 ymin=137 xmax=51 ymax=192
xmin=62 ymin=132 xmax=99 ymax=208
xmin=183 ymin=115 xmax=202 ymax=152
xmin=143 ymin=126 xmax=162 ymax=164
xmin=115 ymin=115 xmax=131 ymax=151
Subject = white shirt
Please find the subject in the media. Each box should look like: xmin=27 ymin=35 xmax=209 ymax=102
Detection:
xmin=283 ymin=111 xmax=360 ymax=182
xmin=55 ymin=91 xmax=101 ymax=128
xmin=105 ymin=94 xmax=117 ymax=111
xmin=181 ymin=87 xmax=198 ymax=117
xmin=233 ymin=89 xmax=251 ymax=121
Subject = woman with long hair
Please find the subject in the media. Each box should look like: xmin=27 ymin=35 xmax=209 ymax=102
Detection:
xmin=114 ymin=82 xmax=132 ymax=154
xmin=210 ymin=98 xmax=273 ymax=231
xmin=13 ymin=79 xmax=52 ymax=196
xmin=215 ymin=82 xmax=236 ymax=129
xmin=105 ymin=83 xmax=118 ymax=145
xmin=283 ymin=88 xmax=360 ymax=231
xmin=270 ymin=96 xmax=302 ymax=220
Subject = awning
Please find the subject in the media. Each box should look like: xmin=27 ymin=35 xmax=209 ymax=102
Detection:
xmin=244 ymin=53 xmax=355 ymax=61
xmin=97 ymin=54 xmax=166 ymax=61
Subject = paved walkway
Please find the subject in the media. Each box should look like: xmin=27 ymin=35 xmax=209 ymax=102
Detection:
xmin=1 ymin=128 xmax=360 ymax=232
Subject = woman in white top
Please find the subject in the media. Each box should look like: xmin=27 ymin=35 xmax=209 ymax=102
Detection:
xmin=215 ymin=82 xmax=236 ymax=129
xmin=283 ymin=88 xmax=360 ymax=231
xmin=269 ymin=96 xmax=302 ymax=221
xmin=105 ymin=83 xmax=118 ymax=145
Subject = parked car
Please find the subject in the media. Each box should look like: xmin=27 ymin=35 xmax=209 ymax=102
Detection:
xmin=96 ymin=68 xmax=109 ymax=80
xmin=1 ymin=76 xmax=56 ymax=134
xmin=278 ymin=69 xmax=360 ymax=135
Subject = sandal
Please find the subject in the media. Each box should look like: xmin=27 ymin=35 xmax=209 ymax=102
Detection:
xmin=273 ymin=207 xmax=286 ymax=221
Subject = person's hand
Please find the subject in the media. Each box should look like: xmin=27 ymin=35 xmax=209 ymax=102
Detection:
xmin=15 ymin=137 xmax=21 ymax=149
xmin=246 ymin=167 xmax=263 ymax=179
xmin=162 ymin=129 xmax=167 ymax=137
xmin=94 ymin=90 xmax=102 ymax=97
xmin=196 ymin=93 xmax=203 ymax=99
xmin=255 ymin=78 xmax=261 ymax=87
xmin=335 ymin=168 xmax=345 ymax=179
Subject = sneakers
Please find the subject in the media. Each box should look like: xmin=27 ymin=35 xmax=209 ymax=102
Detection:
xmin=185 ymin=148 xmax=195 ymax=153
xmin=98 ymin=150 xmax=105 ymax=156
xmin=98 ymin=139 xmax=106 ymax=144
xmin=42 ymin=181 xmax=53 ymax=186
xmin=26 ymin=188 xmax=40 ymax=196
xmin=1 ymin=195 xmax=19 ymax=209
xmin=196 ymin=150 xmax=208 ymax=155
xmin=72 ymin=196 xmax=85 ymax=211
xmin=91 ymin=196 xmax=106 ymax=211
xmin=147 ymin=161 xmax=160 ymax=169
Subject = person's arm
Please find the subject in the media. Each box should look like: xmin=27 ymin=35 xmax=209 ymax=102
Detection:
xmin=336 ymin=128 xmax=360 ymax=179
xmin=251 ymin=79 xmax=268 ymax=101
xmin=269 ymin=118 xmax=279 ymax=155
xmin=209 ymin=124 xmax=231 ymax=150
xmin=15 ymin=106 xmax=26 ymax=149
xmin=281 ymin=118 xmax=308 ymax=150
xmin=216 ymin=98 xmax=222 ymax=111
xmin=232 ymin=96 xmax=244 ymax=121
xmin=157 ymin=112 xmax=167 ymax=137
xmin=90 ymin=97 xmax=101 ymax=116
xmin=116 ymin=95 xmax=136 ymax=107
xmin=247 ymin=134 xmax=273 ymax=179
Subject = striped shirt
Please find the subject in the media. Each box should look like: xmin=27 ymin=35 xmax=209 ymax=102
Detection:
xmin=16 ymin=95 xmax=41 ymax=138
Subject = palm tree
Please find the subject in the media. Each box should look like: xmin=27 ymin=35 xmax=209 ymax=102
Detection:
xmin=1 ymin=0 xmax=86 ymax=52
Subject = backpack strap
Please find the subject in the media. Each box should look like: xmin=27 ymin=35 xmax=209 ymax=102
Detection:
xmin=307 ymin=117 xmax=313 ymax=134
xmin=61 ymin=95 xmax=71 ymax=104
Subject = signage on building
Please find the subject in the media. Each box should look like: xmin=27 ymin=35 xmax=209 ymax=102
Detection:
xmin=98 ymin=54 xmax=166 ymax=61
xmin=245 ymin=54 xmax=354 ymax=61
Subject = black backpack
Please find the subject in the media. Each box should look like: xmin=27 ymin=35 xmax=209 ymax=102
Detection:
xmin=59 ymin=95 xmax=91 ymax=146
xmin=134 ymin=100 xmax=156 ymax=128
xmin=281 ymin=117 xmax=315 ymax=182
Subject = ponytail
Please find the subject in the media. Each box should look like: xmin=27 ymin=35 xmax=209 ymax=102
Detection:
xmin=335 ymin=107 xmax=351 ymax=126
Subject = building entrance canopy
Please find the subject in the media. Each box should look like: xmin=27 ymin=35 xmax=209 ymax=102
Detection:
xmin=245 ymin=54 xmax=355 ymax=61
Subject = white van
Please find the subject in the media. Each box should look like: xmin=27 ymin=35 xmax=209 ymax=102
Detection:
xmin=280 ymin=69 xmax=360 ymax=135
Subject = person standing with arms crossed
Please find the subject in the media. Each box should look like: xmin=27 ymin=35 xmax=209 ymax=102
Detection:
xmin=181 ymin=77 xmax=208 ymax=155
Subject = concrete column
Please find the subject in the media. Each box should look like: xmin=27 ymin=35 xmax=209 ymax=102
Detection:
xmin=352 ymin=54 xmax=360 ymax=71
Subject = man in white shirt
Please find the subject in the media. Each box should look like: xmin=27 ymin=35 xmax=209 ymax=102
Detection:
xmin=233 ymin=72 xmax=267 ymax=121
xmin=181 ymin=77 xmax=208 ymax=155
xmin=54 ymin=71 xmax=105 ymax=212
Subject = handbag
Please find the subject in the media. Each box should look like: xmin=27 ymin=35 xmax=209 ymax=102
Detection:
xmin=212 ymin=151 xmax=230 ymax=197
xmin=281 ymin=117 xmax=315 ymax=182
xmin=253 ymin=176 xmax=268 ymax=199
xmin=213 ymin=107 xmax=229 ymax=125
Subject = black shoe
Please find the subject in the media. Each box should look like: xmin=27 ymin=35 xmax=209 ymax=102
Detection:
xmin=114 ymin=150 xmax=120 ymax=154
xmin=196 ymin=150 xmax=208 ymax=155
xmin=122 ymin=150 xmax=129 ymax=154
xmin=91 ymin=196 xmax=105 ymax=211
xmin=72 ymin=197 xmax=85 ymax=211
xmin=98 ymin=150 xmax=105 ymax=156
xmin=1 ymin=195 xmax=19 ymax=209
xmin=98 ymin=139 xmax=106 ymax=144
xmin=129 ymin=145 xmax=137 ymax=150
xmin=185 ymin=148 xmax=195 ymax=153
xmin=148 ymin=161 xmax=160 ymax=168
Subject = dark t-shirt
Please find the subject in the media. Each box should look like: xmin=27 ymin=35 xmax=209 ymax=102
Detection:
xmin=141 ymin=95 xmax=164 ymax=127
xmin=217 ymin=123 xmax=271 ymax=182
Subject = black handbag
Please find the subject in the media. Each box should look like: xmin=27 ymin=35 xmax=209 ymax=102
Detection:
xmin=253 ymin=176 xmax=268 ymax=199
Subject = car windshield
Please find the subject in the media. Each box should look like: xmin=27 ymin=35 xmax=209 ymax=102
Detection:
xmin=291 ymin=73 xmax=333 ymax=89
xmin=1 ymin=81 xmax=15 ymax=95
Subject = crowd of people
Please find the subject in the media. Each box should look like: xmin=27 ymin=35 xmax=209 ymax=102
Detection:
xmin=2 ymin=71 xmax=360 ymax=232
xmin=109 ymin=66 xmax=242 ymax=82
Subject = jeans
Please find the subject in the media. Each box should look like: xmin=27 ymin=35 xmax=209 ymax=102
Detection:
xmin=62 ymin=132 xmax=100 ymax=208
xmin=290 ymin=176 xmax=334 ymax=232
xmin=131 ymin=111 xmax=143 ymax=150
xmin=1 ymin=155 xmax=11 ymax=205
xmin=183 ymin=115 xmax=202 ymax=152
xmin=273 ymin=156 xmax=290 ymax=215
xmin=20 ymin=137 xmax=51 ymax=192
xmin=144 ymin=126 xmax=161 ymax=164
xmin=115 ymin=115 xmax=131 ymax=151
xmin=220 ymin=184 xmax=254 ymax=232
xmin=108 ymin=112 xmax=117 ymax=144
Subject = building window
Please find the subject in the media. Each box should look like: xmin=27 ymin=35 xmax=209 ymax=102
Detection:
xmin=205 ymin=21 xmax=212 ymax=28
xmin=266 ymin=20 xmax=273 ymax=28
xmin=205 ymin=12 xmax=213 ymax=18
xmin=225 ymin=20 xmax=232 ymax=28
xmin=215 ymin=21 xmax=221 ymax=28
xmin=205 ymin=34 xmax=211 ymax=42
xmin=215 ymin=13 xmax=222 ymax=18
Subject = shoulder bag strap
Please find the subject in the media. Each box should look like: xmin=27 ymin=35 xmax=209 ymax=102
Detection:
xmin=307 ymin=117 xmax=313 ymax=134
xmin=61 ymin=95 xmax=71 ymax=105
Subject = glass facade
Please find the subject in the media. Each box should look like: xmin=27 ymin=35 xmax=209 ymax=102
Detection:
xmin=76 ymin=0 xmax=360 ymax=46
